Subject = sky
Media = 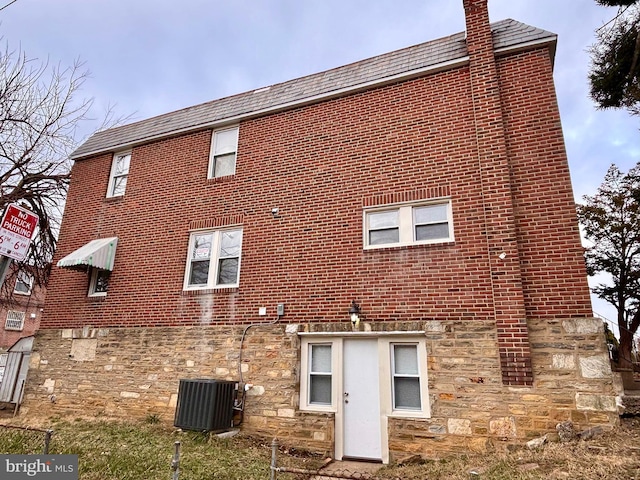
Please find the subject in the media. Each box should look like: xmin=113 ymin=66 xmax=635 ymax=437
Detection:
xmin=1 ymin=0 xmax=638 ymax=325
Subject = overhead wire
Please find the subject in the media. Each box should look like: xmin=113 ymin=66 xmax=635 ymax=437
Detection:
xmin=0 ymin=0 xmax=18 ymax=13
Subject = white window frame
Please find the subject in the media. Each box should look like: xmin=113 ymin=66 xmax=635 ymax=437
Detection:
xmin=363 ymin=199 xmax=454 ymax=249
xmin=183 ymin=227 xmax=243 ymax=291
xmin=5 ymin=310 xmax=25 ymax=331
xmin=390 ymin=343 xmax=423 ymax=412
xmin=88 ymin=268 xmax=110 ymax=297
xmin=14 ymin=272 xmax=33 ymax=295
xmin=307 ymin=343 xmax=334 ymax=406
xmin=107 ymin=151 xmax=131 ymax=198
xmin=300 ymin=338 xmax=341 ymax=412
xmin=208 ymin=126 xmax=239 ymax=179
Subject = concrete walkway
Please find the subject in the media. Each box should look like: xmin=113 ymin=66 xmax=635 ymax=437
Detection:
xmin=312 ymin=460 xmax=383 ymax=479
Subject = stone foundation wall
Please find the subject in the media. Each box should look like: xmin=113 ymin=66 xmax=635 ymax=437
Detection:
xmin=21 ymin=318 xmax=620 ymax=459
xmin=388 ymin=317 xmax=620 ymax=459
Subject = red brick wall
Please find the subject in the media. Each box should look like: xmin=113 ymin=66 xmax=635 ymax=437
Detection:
xmin=0 ymin=280 xmax=45 ymax=350
xmin=498 ymin=50 xmax=592 ymax=319
xmin=42 ymin=48 xmax=591 ymax=333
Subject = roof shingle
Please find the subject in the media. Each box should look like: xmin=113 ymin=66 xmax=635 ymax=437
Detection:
xmin=71 ymin=19 xmax=555 ymax=159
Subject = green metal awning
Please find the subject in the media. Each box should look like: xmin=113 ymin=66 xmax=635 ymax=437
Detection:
xmin=57 ymin=237 xmax=118 ymax=271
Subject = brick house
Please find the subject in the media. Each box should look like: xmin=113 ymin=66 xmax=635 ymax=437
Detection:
xmin=22 ymin=0 xmax=620 ymax=462
xmin=0 ymin=267 xmax=44 ymax=351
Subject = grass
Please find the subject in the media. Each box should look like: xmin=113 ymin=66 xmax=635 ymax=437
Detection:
xmin=0 ymin=417 xmax=639 ymax=479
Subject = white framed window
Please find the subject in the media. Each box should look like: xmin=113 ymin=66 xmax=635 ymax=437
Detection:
xmin=391 ymin=343 xmax=422 ymax=410
xmin=107 ymin=151 xmax=131 ymax=197
xmin=208 ymin=126 xmax=239 ymax=178
xmin=364 ymin=200 xmax=453 ymax=249
xmin=14 ymin=272 xmax=33 ymax=295
xmin=184 ymin=228 xmax=243 ymax=290
xmin=88 ymin=268 xmax=110 ymax=297
xmin=300 ymin=338 xmax=341 ymax=412
xmin=308 ymin=344 xmax=333 ymax=406
xmin=5 ymin=310 xmax=25 ymax=331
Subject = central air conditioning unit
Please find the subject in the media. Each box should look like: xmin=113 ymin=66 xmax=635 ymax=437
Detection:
xmin=174 ymin=379 xmax=237 ymax=432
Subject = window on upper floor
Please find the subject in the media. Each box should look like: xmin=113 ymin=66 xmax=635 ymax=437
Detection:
xmin=364 ymin=200 xmax=453 ymax=249
xmin=107 ymin=151 xmax=131 ymax=197
xmin=14 ymin=272 xmax=33 ymax=295
xmin=5 ymin=310 xmax=25 ymax=331
xmin=184 ymin=228 xmax=243 ymax=290
xmin=208 ymin=127 xmax=239 ymax=179
xmin=88 ymin=268 xmax=110 ymax=297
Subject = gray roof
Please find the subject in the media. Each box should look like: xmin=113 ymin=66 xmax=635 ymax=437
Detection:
xmin=71 ymin=19 xmax=556 ymax=160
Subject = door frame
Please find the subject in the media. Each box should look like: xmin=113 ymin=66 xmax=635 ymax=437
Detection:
xmin=299 ymin=331 xmax=430 ymax=465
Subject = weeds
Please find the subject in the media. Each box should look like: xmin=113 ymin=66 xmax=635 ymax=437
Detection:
xmin=0 ymin=418 xmax=639 ymax=479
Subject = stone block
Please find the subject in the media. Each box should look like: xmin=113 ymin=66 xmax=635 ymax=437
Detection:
xmin=448 ymin=418 xmax=472 ymax=435
xmin=120 ymin=391 xmax=141 ymax=399
xmin=575 ymin=393 xmax=617 ymax=412
xmin=42 ymin=378 xmax=55 ymax=394
xmin=562 ymin=318 xmax=601 ymax=335
xmin=428 ymin=424 xmax=446 ymax=434
xmin=29 ymin=353 xmax=41 ymax=368
xmin=489 ymin=417 xmax=516 ymax=438
xmin=277 ymin=408 xmax=295 ymax=418
xmin=468 ymin=437 xmax=490 ymax=453
xmin=285 ymin=324 xmax=299 ymax=334
xmin=552 ymin=354 xmax=575 ymax=369
xmin=70 ymin=338 xmax=97 ymax=362
xmin=579 ymin=355 xmax=611 ymax=378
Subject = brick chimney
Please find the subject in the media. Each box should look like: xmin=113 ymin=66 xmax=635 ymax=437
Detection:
xmin=463 ymin=0 xmax=533 ymax=386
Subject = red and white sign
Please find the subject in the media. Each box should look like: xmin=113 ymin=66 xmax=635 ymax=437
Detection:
xmin=0 ymin=204 xmax=39 ymax=261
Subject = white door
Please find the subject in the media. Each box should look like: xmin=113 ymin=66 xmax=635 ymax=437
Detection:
xmin=343 ymin=339 xmax=382 ymax=460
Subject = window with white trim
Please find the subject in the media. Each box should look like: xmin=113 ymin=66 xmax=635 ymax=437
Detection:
xmin=364 ymin=200 xmax=453 ymax=248
xmin=88 ymin=268 xmax=110 ymax=297
xmin=14 ymin=272 xmax=33 ymax=295
xmin=391 ymin=343 xmax=422 ymax=410
xmin=107 ymin=152 xmax=131 ymax=197
xmin=5 ymin=310 xmax=25 ymax=331
xmin=209 ymin=127 xmax=239 ymax=178
xmin=184 ymin=228 xmax=243 ymax=290
xmin=308 ymin=344 xmax=332 ymax=405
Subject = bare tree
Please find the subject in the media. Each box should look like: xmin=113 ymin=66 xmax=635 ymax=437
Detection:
xmin=0 ymin=43 xmax=94 ymax=305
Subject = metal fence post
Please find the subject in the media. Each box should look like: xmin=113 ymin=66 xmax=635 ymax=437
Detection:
xmin=43 ymin=430 xmax=53 ymax=454
xmin=270 ymin=438 xmax=278 ymax=480
xmin=171 ymin=441 xmax=180 ymax=480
